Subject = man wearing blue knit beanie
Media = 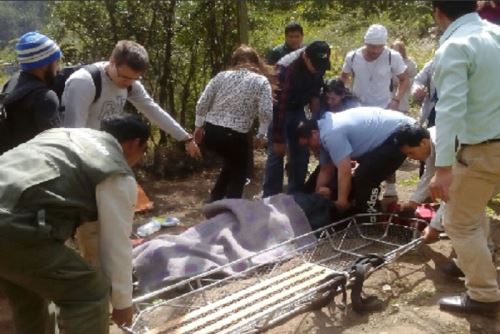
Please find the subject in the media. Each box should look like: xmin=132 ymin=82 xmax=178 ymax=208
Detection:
xmin=0 ymin=31 xmax=62 ymax=154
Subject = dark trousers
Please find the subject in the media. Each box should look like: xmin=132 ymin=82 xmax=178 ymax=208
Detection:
xmin=352 ymin=136 xmax=406 ymax=213
xmin=204 ymin=122 xmax=249 ymax=201
xmin=263 ymin=111 xmax=310 ymax=197
xmin=305 ymin=135 xmax=405 ymax=214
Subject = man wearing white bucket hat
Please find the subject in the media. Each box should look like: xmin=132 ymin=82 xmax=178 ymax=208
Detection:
xmin=341 ymin=24 xmax=410 ymax=111
xmin=340 ymin=24 xmax=410 ymax=198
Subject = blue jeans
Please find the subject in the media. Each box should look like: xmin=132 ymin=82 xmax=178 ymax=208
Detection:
xmin=263 ymin=112 xmax=309 ymax=197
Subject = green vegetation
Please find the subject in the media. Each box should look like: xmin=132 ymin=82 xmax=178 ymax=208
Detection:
xmin=0 ymin=0 xmax=437 ymax=175
xmin=400 ymin=175 xmax=420 ymax=187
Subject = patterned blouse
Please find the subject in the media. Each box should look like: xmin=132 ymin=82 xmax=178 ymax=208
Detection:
xmin=195 ymin=69 xmax=272 ymax=136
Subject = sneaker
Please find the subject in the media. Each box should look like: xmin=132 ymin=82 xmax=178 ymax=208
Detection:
xmin=383 ymin=182 xmax=398 ymax=198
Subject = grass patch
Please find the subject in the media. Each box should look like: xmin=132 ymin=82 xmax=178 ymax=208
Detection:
xmin=399 ymin=175 xmax=419 ymax=187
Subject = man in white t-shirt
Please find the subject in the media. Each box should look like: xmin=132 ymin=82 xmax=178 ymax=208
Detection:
xmin=341 ymin=24 xmax=410 ymax=110
xmin=341 ymin=24 xmax=410 ymax=198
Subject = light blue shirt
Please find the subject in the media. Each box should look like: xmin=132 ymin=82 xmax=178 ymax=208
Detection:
xmin=318 ymin=107 xmax=414 ymax=165
xmin=434 ymin=13 xmax=500 ymax=166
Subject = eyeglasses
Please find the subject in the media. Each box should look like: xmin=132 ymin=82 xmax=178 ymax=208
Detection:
xmin=115 ymin=66 xmax=143 ymax=81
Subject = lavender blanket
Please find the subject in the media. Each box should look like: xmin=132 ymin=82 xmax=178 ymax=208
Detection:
xmin=132 ymin=194 xmax=315 ymax=291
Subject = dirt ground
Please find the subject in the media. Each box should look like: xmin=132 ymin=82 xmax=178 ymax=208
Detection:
xmin=1 ymin=150 xmax=499 ymax=333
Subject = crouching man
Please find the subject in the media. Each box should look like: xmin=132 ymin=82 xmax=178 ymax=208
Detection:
xmin=298 ymin=107 xmax=415 ymax=215
xmin=0 ymin=114 xmax=150 ymax=333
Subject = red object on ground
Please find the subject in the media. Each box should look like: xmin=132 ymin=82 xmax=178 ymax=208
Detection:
xmin=415 ymin=204 xmax=436 ymax=222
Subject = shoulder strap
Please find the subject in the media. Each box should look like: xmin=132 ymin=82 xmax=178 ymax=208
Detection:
xmin=350 ymin=50 xmax=357 ymax=79
xmin=83 ymin=64 xmax=102 ymax=102
xmin=388 ymin=49 xmax=392 ymax=66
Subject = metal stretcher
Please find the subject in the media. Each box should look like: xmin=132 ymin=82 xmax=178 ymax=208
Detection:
xmin=123 ymin=213 xmax=426 ymax=334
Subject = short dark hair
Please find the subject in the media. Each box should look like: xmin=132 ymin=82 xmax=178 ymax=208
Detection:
xmin=285 ymin=22 xmax=303 ymax=35
xmin=297 ymin=119 xmax=319 ymax=139
xmin=111 ymin=40 xmax=149 ymax=72
xmin=101 ymin=114 xmax=151 ymax=145
xmin=432 ymin=1 xmax=477 ymax=20
xmin=324 ymin=77 xmax=347 ymax=96
xmin=393 ymin=124 xmax=430 ymax=148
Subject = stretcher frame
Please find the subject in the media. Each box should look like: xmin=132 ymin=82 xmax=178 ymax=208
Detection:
xmin=123 ymin=213 xmax=426 ymax=334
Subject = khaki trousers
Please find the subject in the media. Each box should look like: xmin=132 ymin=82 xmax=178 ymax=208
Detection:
xmin=75 ymin=221 xmax=100 ymax=268
xmin=444 ymin=142 xmax=500 ymax=302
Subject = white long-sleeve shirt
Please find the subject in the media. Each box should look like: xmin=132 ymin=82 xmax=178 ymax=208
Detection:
xmin=96 ymin=174 xmax=137 ymax=309
xmin=62 ymin=61 xmax=190 ymax=141
xmin=195 ymin=69 xmax=272 ymax=136
xmin=407 ymin=127 xmax=444 ymax=231
xmin=411 ymin=60 xmax=436 ymax=125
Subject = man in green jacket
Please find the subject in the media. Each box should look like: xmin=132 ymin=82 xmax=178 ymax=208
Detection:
xmin=267 ymin=22 xmax=304 ymax=65
xmin=0 ymin=114 xmax=150 ymax=333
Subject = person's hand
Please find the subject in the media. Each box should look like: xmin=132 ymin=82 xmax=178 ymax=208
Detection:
xmin=185 ymin=139 xmax=202 ymax=159
xmin=422 ymin=225 xmax=440 ymax=244
xmin=193 ymin=127 xmax=204 ymax=145
xmin=412 ymin=84 xmax=427 ymax=100
xmin=112 ymin=306 xmax=134 ymax=327
xmin=334 ymin=199 xmax=351 ymax=212
xmin=317 ymin=186 xmax=331 ymax=199
xmin=429 ymin=167 xmax=453 ymax=202
xmin=254 ymin=136 xmax=266 ymax=149
xmin=273 ymin=143 xmax=286 ymax=156
xmin=386 ymin=99 xmax=400 ymax=111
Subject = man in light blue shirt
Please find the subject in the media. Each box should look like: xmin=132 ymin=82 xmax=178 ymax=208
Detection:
xmin=430 ymin=1 xmax=500 ymax=315
xmin=298 ymin=107 xmax=414 ymax=215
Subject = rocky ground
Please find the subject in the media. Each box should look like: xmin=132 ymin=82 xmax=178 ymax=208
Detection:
xmin=1 ymin=150 xmax=499 ymax=333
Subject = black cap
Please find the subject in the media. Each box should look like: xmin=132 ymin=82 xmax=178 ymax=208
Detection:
xmin=305 ymin=41 xmax=331 ymax=73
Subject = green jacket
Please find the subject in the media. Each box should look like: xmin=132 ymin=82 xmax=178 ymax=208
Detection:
xmin=267 ymin=43 xmax=297 ymax=65
xmin=0 ymin=128 xmax=133 ymax=241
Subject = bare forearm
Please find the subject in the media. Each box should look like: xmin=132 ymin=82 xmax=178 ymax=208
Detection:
xmin=336 ymin=159 xmax=352 ymax=202
xmin=395 ymin=74 xmax=410 ymax=101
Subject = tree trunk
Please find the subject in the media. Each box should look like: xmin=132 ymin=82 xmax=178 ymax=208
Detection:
xmin=158 ymin=0 xmax=177 ymax=146
xmin=180 ymin=44 xmax=198 ymax=127
xmin=103 ymin=0 xmax=119 ymax=42
xmin=236 ymin=0 xmax=249 ymax=45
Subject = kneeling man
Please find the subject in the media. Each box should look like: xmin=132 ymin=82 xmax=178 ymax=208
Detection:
xmin=298 ymin=107 xmax=415 ymax=214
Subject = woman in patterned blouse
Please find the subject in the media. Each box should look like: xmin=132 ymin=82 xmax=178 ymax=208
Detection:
xmin=193 ymin=45 xmax=275 ymax=202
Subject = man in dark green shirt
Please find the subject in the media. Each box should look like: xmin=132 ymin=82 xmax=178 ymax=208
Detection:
xmin=267 ymin=22 xmax=304 ymax=65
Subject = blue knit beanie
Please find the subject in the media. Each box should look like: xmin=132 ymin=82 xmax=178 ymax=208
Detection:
xmin=16 ymin=32 xmax=62 ymax=71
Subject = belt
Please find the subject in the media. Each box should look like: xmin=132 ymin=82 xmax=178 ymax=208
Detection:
xmin=461 ymin=138 xmax=500 ymax=147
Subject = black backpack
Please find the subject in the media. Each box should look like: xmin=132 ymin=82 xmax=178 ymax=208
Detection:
xmin=0 ymin=74 xmax=46 ymax=154
xmin=51 ymin=64 xmax=102 ymax=111
xmin=51 ymin=63 xmax=132 ymax=112
xmin=0 ymin=86 xmax=10 ymax=154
